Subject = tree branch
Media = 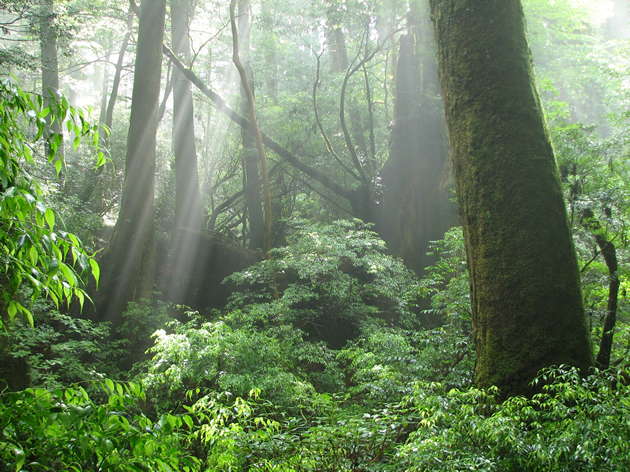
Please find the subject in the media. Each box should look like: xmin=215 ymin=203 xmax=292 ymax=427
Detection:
xmin=162 ymin=44 xmax=354 ymax=201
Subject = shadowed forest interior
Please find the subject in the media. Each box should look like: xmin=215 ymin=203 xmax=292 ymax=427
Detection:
xmin=1 ymin=0 xmax=630 ymax=470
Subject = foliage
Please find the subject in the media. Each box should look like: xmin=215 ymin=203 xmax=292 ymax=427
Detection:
xmin=142 ymin=221 xmax=475 ymax=413
xmin=5 ymin=364 xmax=630 ymax=471
xmin=142 ymin=221 xmax=424 ymax=408
xmin=552 ymin=121 xmax=630 ymax=364
xmin=1 ymin=303 xmax=110 ymax=390
xmin=0 ymin=77 xmax=101 ymax=327
xmin=0 ymin=380 xmax=201 ymax=472
xmin=188 ymin=389 xmax=416 ymax=472
xmin=227 ymin=219 xmax=420 ymax=335
xmin=397 ymin=366 xmax=630 ymax=472
xmin=144 ymin=315 xmax=324 ymax=411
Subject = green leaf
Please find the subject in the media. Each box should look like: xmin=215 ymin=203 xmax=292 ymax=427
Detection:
xmin=14 ymin=448 xmax=25 ymax=471
xmin=90 ymin=258 xmax=100 ymax=289
xmin=96 ymin=151 xmax=106 ymax=168
xmin=7 ymin=301 xmax=17 ymax=322
xmin=75 ymin=288 xmax=85 ymax=311
xmin=44 ymin=208 xmax=55 ymax=231
xmin=28 ymin=245 xmax=38 ymax=266
xmin=183 ymin=415 xmax=194 ymax=430
xmin=55 ymin=159 xmax=62 ymax=176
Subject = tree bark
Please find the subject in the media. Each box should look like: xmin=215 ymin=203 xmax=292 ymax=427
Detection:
xmin=104 ymin=4 xmax=135 ymax=140
xmin=582 ymin=208 xmax=619 ymax=369
xmin=39 ymin=0 xmax=63 ymax=158
xmin=97 ymin=0 xmax=166 ymax=325
xmin=171 ymin=0 xmax=203 ymax=231
xmin=236 ymin=0 xmax=265 ymax=250
xmin=430 ymin=0 xmax=593 ymax=396
xmin=231 ymin=0 xmax=272 ymax=253
xmin=379 ymin=30 xmax=455 ymax=277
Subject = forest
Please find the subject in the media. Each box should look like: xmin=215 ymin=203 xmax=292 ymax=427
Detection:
xmin=0 ymin=0 xmax=629 ymax=470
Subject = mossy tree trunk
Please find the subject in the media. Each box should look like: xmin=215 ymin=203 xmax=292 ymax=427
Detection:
xmin=430 ymin=0 xmax=593 ymax=396
xmin=97 ymin=0 xmax=166 ymax=325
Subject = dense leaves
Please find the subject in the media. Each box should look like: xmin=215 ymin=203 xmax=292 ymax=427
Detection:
xmin=0 ymin=381 xmax=200 ymax=471
xmin=0 ymin=78 xmax=101 ymax=327
xmin=5 ymin=366 xmax=630 ymax=471
xmin=1 ymin=0 xmax=630 ymax=470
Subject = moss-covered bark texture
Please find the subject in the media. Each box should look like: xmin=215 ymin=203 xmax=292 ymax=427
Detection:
xmin=430 ymin=0 xmax=593 ymax=396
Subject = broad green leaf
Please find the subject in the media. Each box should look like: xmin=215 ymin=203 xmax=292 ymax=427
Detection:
xmin=44 ymin=208 xmax=55 ymax=231
xmin=14 ymin=448 xmax=25 ymax=471
xmin=90 ymin=258 xmax=100 ymax=289
xmin=96 ymin=151 xmax=106 ymax=168
xmin=7 ymin=301 xmax=17 ymax=321
xmin=75 ymin=288 xmax=85 ymax=311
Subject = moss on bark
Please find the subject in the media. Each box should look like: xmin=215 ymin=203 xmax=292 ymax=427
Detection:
xmin=430 ymin=0 xmax=593 ymax=396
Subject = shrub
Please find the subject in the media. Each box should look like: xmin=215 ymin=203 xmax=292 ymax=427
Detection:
xmin=0 ymin=381 xmax=201 ymax=471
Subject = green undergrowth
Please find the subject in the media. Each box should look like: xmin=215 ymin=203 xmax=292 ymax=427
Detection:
xmin=2 ymin=366 xmax=630 ymax=471
xmin=3 ymin=222 xmax=630 ymax=470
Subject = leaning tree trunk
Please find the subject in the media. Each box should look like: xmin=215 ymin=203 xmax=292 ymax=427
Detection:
xmin=96 ymin=0 xmax=166 ymax=325
xmin=171 ymin=0 xmax=203 ymax=231
xmin=103 ymin=5 xmax=135 ymax=142
xmin=430 ymin=0 xmax=593 ymax=396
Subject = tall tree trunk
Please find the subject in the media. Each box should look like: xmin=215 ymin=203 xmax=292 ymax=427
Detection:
xmin=166 ymin=0 xmax=205 ymax=306
xmin=98 ymin=47 xmax=112 ymax=128
xmin=97 ymin=0 xmax=166 ymax=325
xmin=231 ymin=0 xmax=272 ymax=253
xmin=39 ymin=0 xmax=63 ymax=158
xmin=379 ymin=27 xmax=455 ymax=276
xmin=236 ymin=0 xmax=265 ymax=250
xmin=430 ymin=0 xmax=593 ymax=396
xmin=171 ymin=0 xmax=203 ymax=231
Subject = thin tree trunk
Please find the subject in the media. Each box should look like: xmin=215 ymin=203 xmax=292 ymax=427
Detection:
xmin=171 ymin=0 xmax=203 ymax=231
xmin=430 ymin=0 xmax=593 ymax=396
xmin=582 ymin=208 xmax=619 ymax=369
xmin=97 ymin=0 xmax=166 ymax=325
xmin=236 ymin=0 xmax=264 ymax=250
xmin=39 ymin=0 xmax=63 ymax=159
xmin=230 ymin=0 xmax=272 ymax=254
xmin=104 ymin=4 xmax=135 ymax=139
xmin=98 ymin=47 xmax=112 ymax=128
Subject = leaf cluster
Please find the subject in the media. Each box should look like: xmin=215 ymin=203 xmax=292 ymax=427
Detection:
xmin=0 ymin=380 xmax=200 ymax=471
xmin=0 ymin=78 xmax=101 ymax=327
